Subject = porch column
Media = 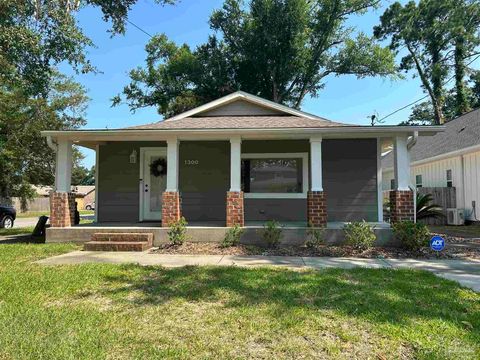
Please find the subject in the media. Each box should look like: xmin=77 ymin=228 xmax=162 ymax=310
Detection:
xmin=390 ymin=135 xmax=414 ymax=223
xmin=226 ymin=137 xmax=244 ymax=227
xmin=308 ymin=137 xmax=327 ymax=227
xmin=50 ymin=139 xmax=75 ymax=227
xmin=377 ymin=138 xmax=384 ymax=222
xmin=162 ymin=137 xmax=181 ymax=227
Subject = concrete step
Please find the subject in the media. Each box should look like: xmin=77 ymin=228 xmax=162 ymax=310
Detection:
xmin=91 ymin=233 xmax=153 ymax=244
xmin=84 ymin=241 xmax=151 ymax=252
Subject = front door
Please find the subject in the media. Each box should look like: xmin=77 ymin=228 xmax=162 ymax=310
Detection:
xmin=140 ymin=148 xmax=167 ymax=221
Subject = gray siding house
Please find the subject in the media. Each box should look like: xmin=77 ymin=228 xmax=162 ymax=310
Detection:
xmin=42 ymin=92 xmax=443 ymax=244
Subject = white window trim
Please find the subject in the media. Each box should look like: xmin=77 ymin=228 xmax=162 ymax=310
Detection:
xmin=241 ymin=152 xmax=309 ymax=199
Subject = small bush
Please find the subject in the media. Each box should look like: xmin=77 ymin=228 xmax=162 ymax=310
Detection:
xmin=305 ymin=225 xmax=325 ymax=249
xmin=167 ymin=217 xmax=188 ymax=246
xmin=392 ymin=221 xmax=430 ymax=251
xmin=343 ymin=221 xmax=376 ymax=251
xmin=261 ymin=220 xmax=283 ymax=248
xmin=222 ymin=224 xmax=244 ymax=248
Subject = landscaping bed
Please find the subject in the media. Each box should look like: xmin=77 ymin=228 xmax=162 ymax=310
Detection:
xmin=153 ymin=238 xmax=480 ymax=259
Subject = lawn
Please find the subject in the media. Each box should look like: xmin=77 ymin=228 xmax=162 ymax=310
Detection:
xmin=16 ymin=210 xmax=94 ymax=218
xmin=0 ymin=244 xmax=478 ymax=359
xmin=0 ymin=226 xmax=35 ymax=236
xmin=430 ymin=225 xmax=480 ymax=239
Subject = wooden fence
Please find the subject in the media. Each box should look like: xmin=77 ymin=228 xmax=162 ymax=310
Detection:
xmin=383 ymin=187 xmax=456 ymax=225
xmin=0 ymin=197 xmax=50 ymax=213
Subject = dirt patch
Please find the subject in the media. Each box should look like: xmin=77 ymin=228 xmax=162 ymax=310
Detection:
xmin=152 ymin=239 xmax=480 ymax=259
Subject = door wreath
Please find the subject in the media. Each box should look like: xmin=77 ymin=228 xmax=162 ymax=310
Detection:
xmin=150 ymin=158 xmax=167 ymax=177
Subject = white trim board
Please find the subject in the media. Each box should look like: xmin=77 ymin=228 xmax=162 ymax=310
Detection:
xmin=241 ymin=152 xmax=309 ymax=199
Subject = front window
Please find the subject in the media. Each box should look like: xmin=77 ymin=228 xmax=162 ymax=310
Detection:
xmin=446 ymin=169 xmax=453 ymax=187
xmin=415 ymin=174 xmax=423 ymax=188
xmin=390 ymin=179 xmax=395 ymax=190
xmin=241 ymin=153 xmax=308 ymax=198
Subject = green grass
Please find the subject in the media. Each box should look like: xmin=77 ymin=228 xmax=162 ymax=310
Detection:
xmin=0 ymin=244 xmax=479 ymax=359
xmin=16 ymin=210 xmax=94 ymax=218
xmin=0 ymin=226 xmax=35 ymax=236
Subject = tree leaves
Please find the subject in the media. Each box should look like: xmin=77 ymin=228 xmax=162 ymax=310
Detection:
xmin=116 ymin=0 xmax=397 ymax=117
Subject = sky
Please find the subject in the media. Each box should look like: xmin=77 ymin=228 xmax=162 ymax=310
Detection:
xmin=67 ymin=0 xmax=429 ymax=168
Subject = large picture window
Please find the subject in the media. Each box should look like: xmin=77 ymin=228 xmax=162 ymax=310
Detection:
xmin=241 ymin=153 xmax=308 ymax=198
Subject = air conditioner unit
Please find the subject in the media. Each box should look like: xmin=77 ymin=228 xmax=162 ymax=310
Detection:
xmin=446 ymin=208 xmax=465 ymax=225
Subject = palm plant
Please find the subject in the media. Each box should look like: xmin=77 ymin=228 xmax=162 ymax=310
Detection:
xmin=416 ymin=193 xmax=444 ymax=220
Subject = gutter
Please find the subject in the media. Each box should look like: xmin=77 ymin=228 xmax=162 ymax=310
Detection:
xmin=407 ymin=131 xmax=418 ymax=150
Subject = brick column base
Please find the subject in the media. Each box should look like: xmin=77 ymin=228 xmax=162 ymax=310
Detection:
xmin=307 ymin=191 xmax=327 ymax=227
xmin=389 ymin=190 xmax=414 ymax=223
xmin=162 ymin=191 xmax=181 ymax=227
xmin=50 ymin=192 xmax=76 ymax=227
xmin=226 ymin=191 xmax=244 ymax=227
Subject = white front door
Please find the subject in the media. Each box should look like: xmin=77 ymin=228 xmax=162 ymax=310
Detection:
xmin=140 ymin=148 xmax=167 ymax=221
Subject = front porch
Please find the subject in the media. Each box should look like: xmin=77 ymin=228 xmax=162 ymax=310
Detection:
xmin=46 ymin=221 xmax=395 ymax=247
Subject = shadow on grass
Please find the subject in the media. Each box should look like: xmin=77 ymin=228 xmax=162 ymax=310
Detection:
xmin=99 ymin=265 xmax=479 ymax=331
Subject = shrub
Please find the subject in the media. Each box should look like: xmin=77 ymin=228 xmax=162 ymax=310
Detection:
xmin=261 ymin=220 xmax=283 ymax=248
xmin=343 ymin=221 xmax=376 ymax=251
xmin=222 ymin=224 xmax=244 ymax=248
xmin=392 ymin=221 xmax=430 ymax=251
xmin=167 ymin=217 xmax=188 ymax=246
xmin=305 ymin=224 xmax=325 ymax=249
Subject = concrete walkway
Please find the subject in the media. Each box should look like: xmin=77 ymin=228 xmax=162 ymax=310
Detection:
xmin=36 ymin=251 xmax=480 ymax=292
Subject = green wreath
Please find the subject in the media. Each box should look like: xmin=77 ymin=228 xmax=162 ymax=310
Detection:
xmin=150 ymin=158 xmax=167 ymax=177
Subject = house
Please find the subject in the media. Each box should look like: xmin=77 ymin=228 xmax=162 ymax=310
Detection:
xmin=41 ymin=91 xmax=443 ymax=245
xmin=383 ymin=108 xmax=480 ymax=221
xmin=31 ymin=185 xmax=95 ymax=210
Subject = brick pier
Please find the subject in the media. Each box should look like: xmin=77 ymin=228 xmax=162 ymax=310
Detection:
xmin=162 ymin=191 xmax=181 ymax=227
xmin=226 ymin=191 xmax=244 ymax=227
xmin=50 ymin=192 xmax=76 ymax=227
xmin=389 ymin=190 xmax=414 ymax=223
xmin=307 ymin=191 xmax=327 ymax=227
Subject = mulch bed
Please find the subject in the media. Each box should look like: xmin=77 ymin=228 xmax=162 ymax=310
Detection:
xmin=152 ymin=235 xmax=480 ymax=260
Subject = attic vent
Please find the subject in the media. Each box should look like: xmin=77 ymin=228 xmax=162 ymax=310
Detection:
xmin=458 ymin=126 xmax=466 ymax=133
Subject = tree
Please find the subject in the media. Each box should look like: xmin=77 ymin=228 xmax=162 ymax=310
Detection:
xmin=0 ymin=74 xmax=89 ymax=201
xmin=374 ymin=1 xmax=458 ymax=125
xmin=114 ymin=0 xmax=397 ymax=117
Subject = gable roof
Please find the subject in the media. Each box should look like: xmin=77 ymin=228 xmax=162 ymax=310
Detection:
xmin=164 ymin=91 xmax=327 ymax=122
xmin=383 ymin=107 xmax=480 ymax=168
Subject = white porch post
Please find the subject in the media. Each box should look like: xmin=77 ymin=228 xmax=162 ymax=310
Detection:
xmin=55 ymin=139 xmax=73 ymax=192
xmin=166 ymin=137 xmax=179 ymax=192
xmin=393 ymin=135 xmax=410 ymax=190
xmin=377 ymin=138 xmax=384 ymax=222
xmin=94 ymin=144 xmax=100 ymax=223
xmin=310 ymin=137 xmax=323 ymax=191
xmin=230 ymin=137 xmax=242 ymax=192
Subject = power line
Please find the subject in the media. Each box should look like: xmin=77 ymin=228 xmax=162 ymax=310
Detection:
xmin=378 ymin=53 xmax=480 ymax=122
xmin=126 ymin=19 xmax=153 ymax=38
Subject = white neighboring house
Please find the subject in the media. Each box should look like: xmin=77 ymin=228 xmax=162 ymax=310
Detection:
xmin=382 ymin=108 xmax=480 ymax=221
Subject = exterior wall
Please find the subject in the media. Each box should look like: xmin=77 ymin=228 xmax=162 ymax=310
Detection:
xmin=383 ymin=152 xmax=480 ymax=219
xmin=198 ymin=100 xmax=283 ymax=117
xmin=179 ymin=141 xmax=230 ymax=222
xmin=323 ymin=139 xmax=378 ymax=222
xmin=98 ymin=141 xmax=166 ymax=222
xmin=463 ymin=151 xmax=480 ymax=220
xmin=242 ymin=140 xmax=309 ymax=222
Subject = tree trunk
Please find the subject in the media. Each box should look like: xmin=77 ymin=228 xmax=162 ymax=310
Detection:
xmin=431 ymin=49 xmax=445 ymax=125
xmin=454 ymin=35 xmax=470 ymax=116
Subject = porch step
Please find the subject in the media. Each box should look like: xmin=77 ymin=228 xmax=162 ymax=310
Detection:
xmin=91 ymin=233 xmax=153 ymax=243
xmin=84 ymin=232 xmax=154 ymax=252
xmin=84 ymin=241 xmax=151 ymax=252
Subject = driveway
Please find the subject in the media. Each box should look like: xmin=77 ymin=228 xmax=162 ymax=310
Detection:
xmin=36 ymin=252 xmax=480 ymax=292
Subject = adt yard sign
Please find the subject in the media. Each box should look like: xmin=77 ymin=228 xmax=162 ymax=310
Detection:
xmin=430 ymin=235 xmax=445 ymax=252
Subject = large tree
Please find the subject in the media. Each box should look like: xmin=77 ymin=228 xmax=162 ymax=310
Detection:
xmin=114 ymin=0 xmax=397 ymax=117
xmin=0 ymin=0 xmax=176 ymax=201
xmin=375 ymin=0 xmax=480 ymax=125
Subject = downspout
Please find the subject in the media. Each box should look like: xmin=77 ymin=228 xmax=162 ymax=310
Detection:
xmin=408 ymin=132 xmax=418 ymax=223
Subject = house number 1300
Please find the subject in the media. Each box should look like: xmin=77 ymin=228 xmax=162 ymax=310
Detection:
xmin=184 ymin=160 xmax=199 ymax=165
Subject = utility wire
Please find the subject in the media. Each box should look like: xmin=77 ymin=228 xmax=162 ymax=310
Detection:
xmin=126 ymin=19 xmax=153 ymax=38
xmin=379 ymin=53 xmax=480 ymax=122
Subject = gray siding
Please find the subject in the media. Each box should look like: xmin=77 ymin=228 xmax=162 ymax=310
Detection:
xmin=322 ymin=139 xmax=378 ymax=222
xmin=98 ymin=141 xmax=165 ymax=222
xmin=179 ymin=141 xmax=230 ymax=222
xmin=198 ymin=99 xmax=284 ymax=117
